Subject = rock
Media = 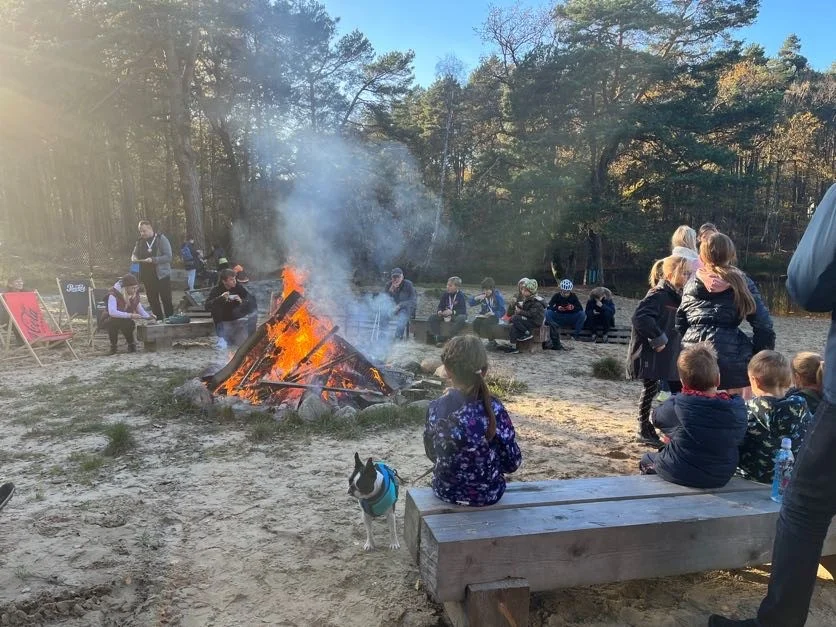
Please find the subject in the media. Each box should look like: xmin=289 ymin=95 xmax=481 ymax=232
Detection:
xmin=397 ymin=360 xmax=423 ymax=375
xmin=420 ymin=357 xmax=442 ymax=374
xmin=407 ymin=399 xmax=432 ymax=413
xmin=358 ymin=403 xmax=399 ymax=421
xmin=173 ymin=378 xmax=212 ymax=409
xmin=334 ymin=406 xmax=358 ymax=421
xmin=297 ymin=395 xmax=331 ymax=423
xmin=434 ymin=365 xmax=448 ymax=379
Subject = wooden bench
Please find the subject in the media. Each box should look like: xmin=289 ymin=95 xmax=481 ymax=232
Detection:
xmin=135 ymin=319 xmax=215 ymax=351
xmin=177 ymin=288 xmax=213 ymax=318
xmin=404 ymin=475 xmax=836 ymax=626
xmin=409 ymin=318 xmax=559 ymax=353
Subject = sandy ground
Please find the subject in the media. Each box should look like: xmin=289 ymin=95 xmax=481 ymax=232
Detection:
xmin=1 ymin=286 xmax=834 ymax=626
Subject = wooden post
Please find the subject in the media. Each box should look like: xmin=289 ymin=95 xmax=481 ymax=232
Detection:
xmin=444 ymin=579 xmax=530 ymax=627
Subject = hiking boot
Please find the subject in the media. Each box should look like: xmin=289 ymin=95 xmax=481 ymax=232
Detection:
xmin=517 ymin=331 xmax=533 ymax=342
xmin=636 ymin=424 xmax=663 ymax=448
xmin=109 ymin=345 xmax=118 ymax=356
xmin=0 ymin=482 xmax=15 ymax=512
xmin=127 ymin=344 xmax=137 ymax=353
xmin=707 ymin=616 xmax=756 ymax=627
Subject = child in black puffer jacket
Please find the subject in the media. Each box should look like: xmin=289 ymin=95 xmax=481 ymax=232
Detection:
xmin=627 ymin=255 xmax=692 ymax=447
xmin=676 ymin=233 xmax=774 ymax=396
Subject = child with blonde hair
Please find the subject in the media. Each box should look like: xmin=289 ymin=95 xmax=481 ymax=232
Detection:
xmin=677 ymin=233 xmax=775 ymax=396
xmin=789 ymin=351 xmax=824 ymax=415
xmin=423 ymin=336 xmax=522 ymax=506
xmin=738 ymin=350 xmax=814 ymax=483
xmin=627 ymin=255 xmax=692 ymax=446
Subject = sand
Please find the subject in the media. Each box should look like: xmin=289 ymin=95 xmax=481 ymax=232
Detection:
xmin=0 ymin=288 xmax=834 ymax=626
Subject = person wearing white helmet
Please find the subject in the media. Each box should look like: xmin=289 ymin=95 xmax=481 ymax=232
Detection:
xmin=546 ymin=279 xmax=586 ymax=339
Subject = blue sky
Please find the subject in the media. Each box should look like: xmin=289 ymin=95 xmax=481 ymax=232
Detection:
xmin=322 ymin=0 xmax=836 ymax=87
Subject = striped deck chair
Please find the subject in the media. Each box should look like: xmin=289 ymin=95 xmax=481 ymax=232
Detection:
xmin=0 ymin=291 xmax=79 ymax=367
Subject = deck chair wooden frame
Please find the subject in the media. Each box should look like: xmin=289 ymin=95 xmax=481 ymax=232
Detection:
xmin=0 ymin=290 xmax=80 ymax=367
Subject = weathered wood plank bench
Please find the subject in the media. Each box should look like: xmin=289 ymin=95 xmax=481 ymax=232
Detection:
xmin=404 ymin=475 xmax=836 ymax=627
xmin=408 ymin=318 xmax=630 ymax=349
xmin=136 ymin=319 xmax=215 ymax=351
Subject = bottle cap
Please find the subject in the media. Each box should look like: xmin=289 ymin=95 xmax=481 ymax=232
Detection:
xmin=781 ymin=437 xmax=792 ymax=449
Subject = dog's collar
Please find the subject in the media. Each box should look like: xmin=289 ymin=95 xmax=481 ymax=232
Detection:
xmin=360 ymin=463 xmax=399 ymax=517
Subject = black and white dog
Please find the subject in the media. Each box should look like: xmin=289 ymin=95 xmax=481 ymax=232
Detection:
xmin=347 ymin=453 xmax=400 ymax=551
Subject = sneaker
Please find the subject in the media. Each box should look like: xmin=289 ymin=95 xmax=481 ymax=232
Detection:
xmin=707 ymin=616 xmax=757 ymax=627
xmin=517 ymin=332 xmax=533 ymax=342
xmin=552 ymin=344 xmax=573 ymax=351
xmin=636 ymin=425 xmax=663 ymax=448
xmin=0 ymin=482 xmax=15 ymax=512
xmin=508 ymin=345 xmax=520 ymax=354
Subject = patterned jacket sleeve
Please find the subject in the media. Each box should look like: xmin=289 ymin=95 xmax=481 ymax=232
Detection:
xmin=492 ymin=402 xmax=522 ymax=474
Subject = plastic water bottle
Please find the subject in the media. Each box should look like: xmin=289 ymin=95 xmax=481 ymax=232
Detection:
xmin=771 ymin=438 xmax=794 ymax=503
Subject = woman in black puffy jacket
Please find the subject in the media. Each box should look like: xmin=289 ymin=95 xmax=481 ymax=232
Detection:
xmin=676 ymin=233 xmax=775 ymax=395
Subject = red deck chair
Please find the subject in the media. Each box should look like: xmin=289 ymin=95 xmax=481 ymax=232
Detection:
xmin=0 ymin=291 xmax=79 ymax=367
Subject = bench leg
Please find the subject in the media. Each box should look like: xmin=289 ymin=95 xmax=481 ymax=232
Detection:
xmin=443 ymin=578 xmax=530 ymax=627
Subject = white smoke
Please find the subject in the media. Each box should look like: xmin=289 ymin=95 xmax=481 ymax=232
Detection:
xmin=276 ymin=133 xmax=439 ymax=360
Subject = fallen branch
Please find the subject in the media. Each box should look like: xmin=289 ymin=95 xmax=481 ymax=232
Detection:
xmin=259 ymin=378 xmax=384 ymax=396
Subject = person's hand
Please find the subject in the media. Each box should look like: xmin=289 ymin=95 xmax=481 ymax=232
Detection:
xmin=143 ymin=258 xmax=154 ymax=264
xmin=654 ymin=344 xmax=666 ymax=353
xmin=474 ymin=294 xmax=485 ymax=302
xmin=147 ymin=314 xmax=157 ymax=321
xmin=222 ymin=291 xmax=230 ymax=300
xmin=442 ymin=308 xmax=453 ymax=317
xmin=130 ymin=313 xmax=141 ymax=320
xmin=557 ymin=305 xmax=565 ymax=312
xmin=230 ymin=295 xmax=242 ymax=303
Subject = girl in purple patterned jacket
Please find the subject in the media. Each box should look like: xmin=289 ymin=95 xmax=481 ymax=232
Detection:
xmin=423 ymin=335 xmax=522 ymax=506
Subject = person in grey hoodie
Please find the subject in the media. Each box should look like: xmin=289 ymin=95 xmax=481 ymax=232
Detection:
xmin=131 ymin=220 xmax=174 ymax=319
xmin=709 ymin=184 xmax=836 ymax=626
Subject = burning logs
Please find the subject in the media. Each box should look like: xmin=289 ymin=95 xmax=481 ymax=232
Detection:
xmin=205 ymin=290 xmax=394 ymax=407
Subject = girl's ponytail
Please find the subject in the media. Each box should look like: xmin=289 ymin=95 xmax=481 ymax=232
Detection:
xmin=478 ymin=372 xmax=497 ymax=441
xmin=648 ymin=259 xmax=665 ymax=287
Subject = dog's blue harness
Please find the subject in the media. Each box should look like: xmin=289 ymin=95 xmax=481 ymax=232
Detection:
xmin=360 ymin=463 xmax=399 ymax=517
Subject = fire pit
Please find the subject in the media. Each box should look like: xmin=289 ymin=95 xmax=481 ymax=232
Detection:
xmin=205 ymin=269 xmax=402 ymax=408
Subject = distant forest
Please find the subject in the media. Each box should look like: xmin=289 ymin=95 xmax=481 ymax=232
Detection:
xmin=0 ymin=0 xmax=834 ymax=285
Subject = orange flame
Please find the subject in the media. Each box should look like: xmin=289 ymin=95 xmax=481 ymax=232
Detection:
xmin=214 ymin=265 xmax=390 ymax=406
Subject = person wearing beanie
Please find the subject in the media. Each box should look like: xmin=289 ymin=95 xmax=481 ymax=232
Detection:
xmin=508 ymin=278 xmax=545 ymax=354
xmin=101 ymin=274 xmax=155 ymax=354
xmin=547 ymin=279 xmax=586 ymax=340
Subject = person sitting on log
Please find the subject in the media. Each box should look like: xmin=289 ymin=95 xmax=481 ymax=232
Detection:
xmin=101 ymin=273 xmax=156 ymax=355
xmin=468 ymin=277 xmax=506 ymax=349
xmin=546 ymin=279 xmax=586 ymax=340
xmin=428 ymin=276 xmax=467 ymax=347
xmin=384 ymin=267 xmax=417 ymax=340
xmin=508 ymin=278 xmax=545 ymax=354
xmin=205 ymin=269 xmax=256 ymax=348
xmin=584 ymin=286 xmax=616 ymax=343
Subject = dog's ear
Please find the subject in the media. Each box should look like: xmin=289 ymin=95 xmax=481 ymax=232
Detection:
xmin=365 ymin=457 xmax=375 ymax=472
xmin=354 ymin=452 xmax=362 ymax=468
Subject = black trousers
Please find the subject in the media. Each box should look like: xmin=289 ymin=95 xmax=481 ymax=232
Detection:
xmin=754 ymin=400 xmax=836 ymax=626
xmin=428 ymin=314 xmax=467 ymax=340
xmin=107 ymin=317 xmax=136 ymax=347
xmin=143 ymin=274 xmax=173 ymax=319
xmin=509 ymin=315 xmax=537 ymax=343
xmin=638 ymin=379 xmax=683 ymax=426
xmin=587 ymin=312 xmax=614 ymax=334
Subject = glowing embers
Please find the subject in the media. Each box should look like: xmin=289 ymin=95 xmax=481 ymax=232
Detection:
xmin=206 ymin=282 xmax=392 ymax=407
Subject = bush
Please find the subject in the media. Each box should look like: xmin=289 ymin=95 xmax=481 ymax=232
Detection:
xmin=103 ymin=423 xmax=136 ymax=456
xmin=486 ymin=374 xmax=529 ymax=398
xmin=591 ymin=357 xmax=624 ymax=381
